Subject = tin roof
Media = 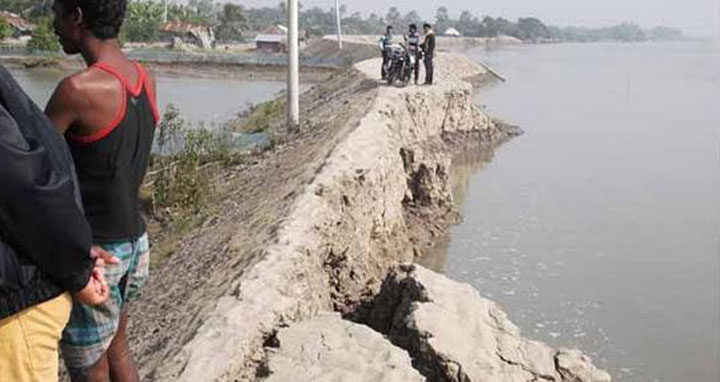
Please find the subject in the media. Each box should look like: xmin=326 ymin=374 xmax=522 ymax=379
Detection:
xmin=0 ymin=11 xmax=35 ymax=32
xmin=254 ymin=34 xmax=286 ymax=43
xmin=159 ymin=21 xmax=209 ymax=34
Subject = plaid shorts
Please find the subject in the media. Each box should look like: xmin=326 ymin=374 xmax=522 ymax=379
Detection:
xmin=60 ymin=233 xmax=149 ymax=373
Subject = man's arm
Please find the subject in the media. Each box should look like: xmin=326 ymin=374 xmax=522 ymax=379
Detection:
xmin=45 ymin=77 xmax=83 ymax=135
xmin=0 ymin=103 xmax=93 ymax=292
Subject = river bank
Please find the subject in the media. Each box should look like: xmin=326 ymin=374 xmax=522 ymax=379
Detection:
xmin=122 ymin=51 xmax=610 ymax=381
xmin=0 ymin=54 xmax=335 ymax=82
xmin=441 ymin=41 xmax=720 ymax=382
xmin=0 ymin=34 xmax=520 ymax=82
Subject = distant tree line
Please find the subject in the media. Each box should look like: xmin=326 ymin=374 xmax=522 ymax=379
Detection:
xmin=242 ymin=5 xmax=683 ymax=42
xmin=0 ymin=0 xmax=685 ymax=49
xmin=0 ymin=0 xmax=248 ymax=46
xmin=548 ymin=23 xmax=684 ymax=42
xmin=120 ymin=0 xmax=247 ymax=43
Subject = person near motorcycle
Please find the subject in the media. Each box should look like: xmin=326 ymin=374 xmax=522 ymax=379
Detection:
xmin=421 ymin=23 xmax=436 ymax=85
xmin=405 ymin=24 xmax=421 ymax=84
xmin=378 ymin=25 xmax=394 ymax=80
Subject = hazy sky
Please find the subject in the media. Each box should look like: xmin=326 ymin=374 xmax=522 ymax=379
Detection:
xmin=236 ymin=0 xmax=718 ymax=36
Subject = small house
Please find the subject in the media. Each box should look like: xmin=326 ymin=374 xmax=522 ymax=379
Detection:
xmin=159 ymin=21 xmax=215 ymax=49
xmin=254 ymin=33 xmax=286 ymax=52
xmin=253 ymin=24 xmax=307 ymax=53
xmin=0 ymin=11 xmax=35 ymax=38
xmin=444 ymin=27 xmax=461 ymax=37
xmin=261 ymin=24 xmax=288 ymax=35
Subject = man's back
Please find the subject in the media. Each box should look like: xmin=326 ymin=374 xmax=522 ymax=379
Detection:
xmin=47 ymin=60 xmax=153 ymax=136
xmin=406 ymin=31 xmax=420 ymax=54
xmin=64 ymin=61 xmax=156 ymax=243
xmin=45 ymin=1 xmax=159 ymax=377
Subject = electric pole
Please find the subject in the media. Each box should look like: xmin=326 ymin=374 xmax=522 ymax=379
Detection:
xmin=287 ymin=0 xmax=300 ymax=126
xmin=335 ymin=0 xmax=343 ymax=49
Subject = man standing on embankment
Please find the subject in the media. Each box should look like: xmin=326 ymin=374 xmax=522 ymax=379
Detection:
xmin=45 ymin=0 xmax=158 ymax=380
xmin=0 ymin=65 xmax=114 ymax=381
xmin=421 ymin=23 xmax=436 ymax=85
xmin=405 ymin=24 xmax=422 ymax=85
xmin=379 ymin=25 xmax=394 ymax=79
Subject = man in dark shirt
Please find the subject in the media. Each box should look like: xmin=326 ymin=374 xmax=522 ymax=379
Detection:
xmin=405 ymin=24 xmax=421 ymax=84
xmin=0 ymin=65 xmax=115 ymax=382
xmin=379 ymin=25 xmax=394 ymax=79
xmin=45 ymin=0 xmax=157 ymax=380
xmin=421 ymin=23 xmax=436 ymax=85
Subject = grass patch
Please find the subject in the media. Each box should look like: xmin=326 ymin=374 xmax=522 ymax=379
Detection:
xmin=233 ymin=97 xmax=286 ymax=134
xmin=21 ymin=56 xmax=61 ymax=69
xmin=143 ymin=104 xmax=246 ymax=268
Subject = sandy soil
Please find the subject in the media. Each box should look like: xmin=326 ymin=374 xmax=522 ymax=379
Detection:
xmin=129 ymin=69 xmax=380 ymax=380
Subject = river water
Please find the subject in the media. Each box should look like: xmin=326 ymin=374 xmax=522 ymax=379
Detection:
xmin=427 ymin=42 xmax=719 ymax=382
xmin=7 ymin=67 xmax=285 ymax=125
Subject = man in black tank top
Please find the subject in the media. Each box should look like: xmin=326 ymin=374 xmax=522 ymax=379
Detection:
xmin=45 ymin=1 xmax=158 ymax=380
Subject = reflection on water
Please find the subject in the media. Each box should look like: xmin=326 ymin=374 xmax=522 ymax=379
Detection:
xmin=417 ymin=146 xmax=498 ymax=273
xmin=428 ymin=42 xmax=719 ymax=382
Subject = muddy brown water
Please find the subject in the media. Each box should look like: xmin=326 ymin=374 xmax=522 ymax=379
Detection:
xmin=421 ymin=42 xmax=719 ymax=382
xmin=7 ymin=67 xmax=286 ymax=124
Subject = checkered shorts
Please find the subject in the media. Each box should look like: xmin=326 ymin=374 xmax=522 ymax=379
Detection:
xmin=60 ymin=233 xmax=149 ymax=373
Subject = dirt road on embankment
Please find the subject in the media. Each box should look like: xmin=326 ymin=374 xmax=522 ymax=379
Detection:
xmin=128 ymin=52 xmax=608 ymax=382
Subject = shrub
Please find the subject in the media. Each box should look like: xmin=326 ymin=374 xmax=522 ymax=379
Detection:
xmin=27 ymin=18 xmax=60 ymax=53
xmin=148 ymin=104 xmax=238 ymax=215
xmin=0 ymin=19 xmax=12 ymax=40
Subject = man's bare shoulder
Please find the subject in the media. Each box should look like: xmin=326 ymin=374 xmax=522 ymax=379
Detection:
xmin=56 ymin=68 xmax=120 ymax=108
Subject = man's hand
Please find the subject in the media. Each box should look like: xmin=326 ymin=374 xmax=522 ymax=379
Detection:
xmin=74 ymin=246 xmax=118 ymax=305
xmin=74 ymin=267 xmax=109 ymax=305
xmin=90 ymin=245 xmax=119 ymax=267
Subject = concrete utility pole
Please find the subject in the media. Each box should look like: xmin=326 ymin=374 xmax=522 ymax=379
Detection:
xmin=287 ymin=0 xmax=300 ymax=126
xmin=335 ymin=0 xmax=343 ymax=49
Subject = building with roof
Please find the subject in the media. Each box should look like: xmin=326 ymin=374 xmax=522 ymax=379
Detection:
xmin=159 ymin=21 xmax=215 ymax=49
xmin=253 ymin=24 xmax=307 ymax=53
xmin=0 ymin=11 xmax=35 ymax=38
xmin=444 ymin=27 xmax=461 ymax=37
xmin=254 ymin=33 xmax=286 ymax=52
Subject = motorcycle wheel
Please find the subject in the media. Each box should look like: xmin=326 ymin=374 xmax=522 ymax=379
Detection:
xmin=397 ymin=66 xmax=411 ymax=88
xmin=386 ymin=70 xmax=396 ymax=86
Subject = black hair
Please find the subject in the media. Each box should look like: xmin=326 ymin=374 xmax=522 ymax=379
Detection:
xmin=423 ymin=23 xmax=432 ymax=29
xmin=387 ymin=25 xmax=393 ymax=31
xmin=409 ymin=24 xmax=417 ymax=30
xmin=58 ymin=0 xmax=127 ymax=39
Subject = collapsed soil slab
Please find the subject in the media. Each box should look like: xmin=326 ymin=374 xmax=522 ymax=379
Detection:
xmin=149 ymin=53 xmax=511 ymax=381
xmin=140 ymin=53 xmax=607 ymax=382
xmin=261 ymin=313 xmax=424 ymax=381
xmin=358 ymin=264 xmax=611 ymax=382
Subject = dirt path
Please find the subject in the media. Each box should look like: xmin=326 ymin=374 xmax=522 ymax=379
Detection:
xmin=129 ymin=69 xmax=379 ymax=380
xmin=129 ymin=51 xmax=516 ymax=381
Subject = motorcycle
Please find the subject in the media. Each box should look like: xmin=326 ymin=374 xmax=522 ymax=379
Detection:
xmin=384 ymin=44 xmax=418 ymax=87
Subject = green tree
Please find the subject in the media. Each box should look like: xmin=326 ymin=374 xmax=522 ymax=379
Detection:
xmin=610 ymin=22 xmax=646 ymax=41
xmin=478 ymin=16 xmax=498 ymax=37
xmin=26 ymin=17 xmax=60 ymax=52
xmin=188 ymin=0 xmax=219 ymax=25
xmin=646 ymin=26 xmax=683 ymax=41
xmin=215 ymin=3 xmax=247 ymax=42
xmin=401 ymin=10 xmax=422 ymax=28
xmin=435 ymin=6 xmax=451 ymax=33
xmin=244 ymin=5 xmax=284 ymax=31
xmin=456 ymin=10 xmax=480 ymax=36
xmin=385 ymin=7 xmax=401 ymax=29
xmin=122 ymin=0 xmax=164 ymax=42
xmin=0 ymin=18 xmax=12 ymax=39
xmin=517 ymin=17 xmax=550 ymax=41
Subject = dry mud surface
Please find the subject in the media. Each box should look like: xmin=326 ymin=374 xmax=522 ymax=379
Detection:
xmin=129 ymin=53 xmax=608 ymax=381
